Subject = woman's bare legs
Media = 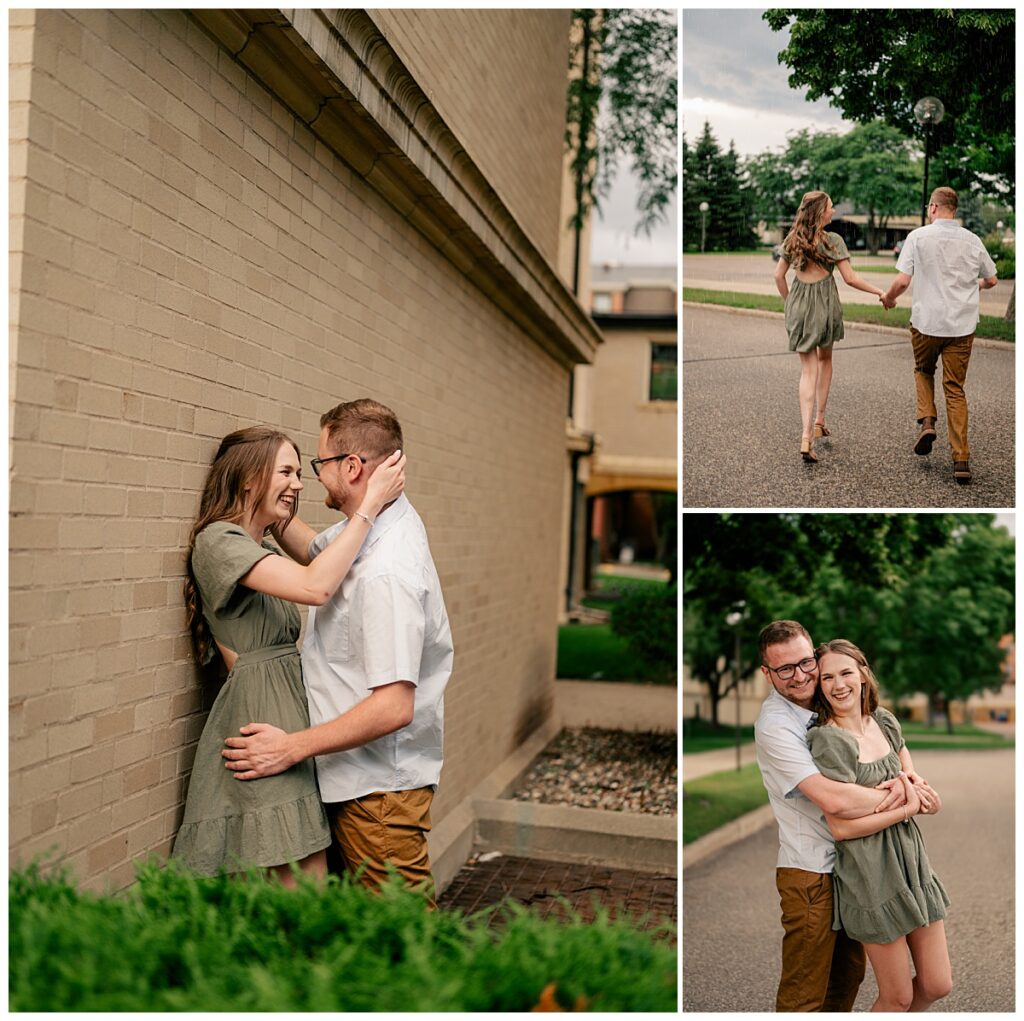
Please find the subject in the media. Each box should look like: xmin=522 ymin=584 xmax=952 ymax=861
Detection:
xmin=906 ymin=921 xmax=952 ymax=1011
xmin=864 ymin=937 xmax=914 ymax=1011
xmin=269 ymin=848 xmax=327 ymax=888
xmin=798 ymin=351 xmax=819 ymax=444
xmin=814 ymin=345 xmax=834 ymax=428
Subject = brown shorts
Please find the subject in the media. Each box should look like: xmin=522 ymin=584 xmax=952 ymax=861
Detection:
xmin=326 ymin=786 xmax=435 ymax=905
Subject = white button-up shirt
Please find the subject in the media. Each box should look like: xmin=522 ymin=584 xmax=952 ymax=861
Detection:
xmin=896 ymin=219 xmax=997 ymax=337
xmin=754 ymin=689 xmax=834 ymax=872
xmin=301 ymin=494 xmax=454 ymax=803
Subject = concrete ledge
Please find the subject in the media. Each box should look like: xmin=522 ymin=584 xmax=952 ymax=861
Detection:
xmin=555 ymin=680 xmax=678 ymax=732
xmin=683 ymin=804 xmax=775 ymax=869
xmin=429 ymin=715 xmax=563 ymax=893
xmin=474 ymin=797 xmax=677 ymax=875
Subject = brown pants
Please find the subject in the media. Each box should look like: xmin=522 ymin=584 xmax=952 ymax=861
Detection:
xmin=910 ymin=327 xmax=974 ymax=461
xmin=775 ymin=868 xmax=865 ymax=1012
xmin=326 ymin=787 xmax=435 ymax=906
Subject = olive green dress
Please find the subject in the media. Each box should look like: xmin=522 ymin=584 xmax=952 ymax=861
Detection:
xmin=172 ymin=521 xmax=330 ymax=874
xmin=808 ymin=708 xmax=949 ymax=945
xmin=783 ymin=231 xmax=851 ymax=352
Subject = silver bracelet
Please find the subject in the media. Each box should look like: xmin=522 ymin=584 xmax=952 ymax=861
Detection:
xmin=354 ymin=511 xmax=373 ymax=526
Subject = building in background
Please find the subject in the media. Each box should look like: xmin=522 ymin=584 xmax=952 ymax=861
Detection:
xmin=566 ymin=263 xmax=677 ymax=603
xmin=9 ymin=9 xmax=604 ymax=892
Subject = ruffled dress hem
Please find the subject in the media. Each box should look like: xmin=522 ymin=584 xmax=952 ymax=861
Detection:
xmin=172 ymin=789 xmax=331 ymax=875
xmin=834 ymin=869 xmax=950 ymax=945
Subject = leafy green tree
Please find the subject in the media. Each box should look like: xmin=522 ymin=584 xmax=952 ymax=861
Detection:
xmin=684 ymin=514 xmax=1013 ymax=727
xmin=566 ymin=8 xmax=677 ymax=249
xmin=746 ymin=123 xmax=920 ymax=253
xmin=815 ymin=122 xmax=921 ymax=254
xmin=744 ymin=129 xmax=827 ymax=224
xmin=763 ymin=9 xmax=1015 ymax=193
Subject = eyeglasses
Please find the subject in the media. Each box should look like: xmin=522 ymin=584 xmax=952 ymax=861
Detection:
xmin=764 ymin=657 xmax=818 ymax=681
xmin=310 ymin=453 xmax=366 ymax=478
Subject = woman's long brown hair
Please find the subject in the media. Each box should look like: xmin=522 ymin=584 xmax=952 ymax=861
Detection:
xmin=811 ymin=638 xmax=880 ymax=727
xmin=781 ymin=190 xmax=839 ymax=271
xmin=184 ymin=427 xmax=300 ymax=666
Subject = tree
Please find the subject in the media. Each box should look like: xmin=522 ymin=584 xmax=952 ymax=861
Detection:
xmin=565 ymin=8 xmax=677 ymax=261
xmin=682 ymin=121 xmax=758 ymax=252
xmin=683 ymin=514 xmax=1013 ymax=727
xmin=744 ymin=129 xmax=825 ymax=225
xmin=746 ymin=123 xmax=920 ymax=254
xmin=763 ymin=9 xmax=1015 ymax=194
xmin=816 ymin=122 xmax=921 ymax=254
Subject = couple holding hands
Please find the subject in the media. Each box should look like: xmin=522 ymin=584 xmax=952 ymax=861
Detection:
xmin=774 ymin=188 xmax=997 ymax=482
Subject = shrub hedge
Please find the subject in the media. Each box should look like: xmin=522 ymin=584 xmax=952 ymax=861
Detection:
xmin=610 ymin=583 xmax=678 ymax=679
xmin=10 ymin=860 xmax=677 ymax=1012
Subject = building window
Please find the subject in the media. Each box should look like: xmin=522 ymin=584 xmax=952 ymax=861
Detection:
xmin=592 ymin=291 xmax=613 ymax=313
xmin=649 ymin=343 xmax=677 ymax=401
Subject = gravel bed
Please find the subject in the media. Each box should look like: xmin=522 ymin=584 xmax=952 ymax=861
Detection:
xmin=510 ymin=727 xmax=677 ymax=816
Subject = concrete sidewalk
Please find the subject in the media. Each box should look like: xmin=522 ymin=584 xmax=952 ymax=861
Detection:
xmin=683 ymin=741 xmax=757 ymax=781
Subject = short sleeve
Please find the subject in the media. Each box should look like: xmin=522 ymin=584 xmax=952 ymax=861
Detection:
xmin=977 ymin=238 xmax=997 ymax=279
xmin=896 ymin=234 xmax=915 ymax=276
xmin=192 ymin=522 xmax=274 ymax=619
xmin=351 ymin=574 xmax=426 ymax=688
xmin=754 ymin=717 xmax=819 ymax=799
xmin=873 ymin=707 xmax=906 ymax=754
xmin=807 ymin=725 xmax=858 ymax=783
xmin=825 ymin=232 xmax=850 ymax=263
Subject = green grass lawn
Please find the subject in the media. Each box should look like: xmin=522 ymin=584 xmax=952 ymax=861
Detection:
xmin=900 ymin=721 xmax=1015 ymax=750
xmin=683 ymin=287 xmax=1015 ymax=342
xmin=683 ymin=764 xmax=768 ymax=845
xmin=851 ymin=263 xmax=900 ymax=274
xmin=557 ymin=623 xmax=674 ymax=684
xmin=682 ymin=718 xmax=755 ymax=755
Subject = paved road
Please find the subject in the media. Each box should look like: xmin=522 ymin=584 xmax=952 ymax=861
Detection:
xmin=683 ymin=747 xmax=1014 ymax=1012
xmin=684 ymin=742 xmax=758 ymax=781
xmin=684 ymin=253 xmax=1010 ymax=318
xmin=682 ymin=305 xmax=1015 ymax=508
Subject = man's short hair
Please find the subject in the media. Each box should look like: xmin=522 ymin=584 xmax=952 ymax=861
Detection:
xmin=930 ymin=186 xmax=958 ymax=212
xmin=758 ymin=619 xmax=812 ymax=662
xmin=320 ymin=398 xmax=403 ymax=463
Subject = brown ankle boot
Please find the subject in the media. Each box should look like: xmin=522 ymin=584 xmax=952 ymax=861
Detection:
xmin=914 ymin=416 xmax=937 ymax=456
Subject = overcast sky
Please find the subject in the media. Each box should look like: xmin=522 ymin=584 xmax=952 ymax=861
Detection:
xmin=682 ymin=9 xmax=852 ymax=157
xmin=590 ymin=172 xmax=678 ymax=266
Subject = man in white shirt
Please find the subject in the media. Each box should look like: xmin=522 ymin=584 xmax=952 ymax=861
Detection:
xmin=755 ymin=620 xmax=908 ymax=1011
xmin=882 ymin=186 xmax=998 ymax=484
xmin=224 ymin=399 xmax=453 ymax=901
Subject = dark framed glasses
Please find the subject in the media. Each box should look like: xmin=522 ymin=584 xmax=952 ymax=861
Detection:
xmin=310 ymin=453 xmax=366 ymax=478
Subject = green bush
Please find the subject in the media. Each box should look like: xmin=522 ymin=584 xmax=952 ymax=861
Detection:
xmin=611 ymin=584 xmax=677 ymax=678
xmin=984 ymin=231 xmax=1016 ymax=279
xmin=10 ymin=860 xmax=677 ymax=1012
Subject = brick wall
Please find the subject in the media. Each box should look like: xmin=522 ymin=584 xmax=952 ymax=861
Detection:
xmin=10 ymin=8 xmax=570 ymax=891
xmin=370 ymin=8 xmax=570 ymax=269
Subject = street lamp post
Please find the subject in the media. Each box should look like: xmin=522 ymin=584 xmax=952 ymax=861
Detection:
xmin=914 ymin=96 xmax=945 ymax=225
xmin=699 ymin=201 xmax=709 ymax=253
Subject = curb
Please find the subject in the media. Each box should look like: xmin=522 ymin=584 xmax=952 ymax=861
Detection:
xmin=682 ymin=301 xmax=1016 ymax=350
xmin=474 ymin=797 xmax=678 ymax=875
xmin=683 ymin=803 xmax=775 ymax=869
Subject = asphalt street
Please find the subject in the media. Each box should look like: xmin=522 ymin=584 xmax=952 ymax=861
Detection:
xmin=682 ymin=305 xmax=1015 ymax=508
xmin=682 ymin=747 xmax=1015 ymax=1012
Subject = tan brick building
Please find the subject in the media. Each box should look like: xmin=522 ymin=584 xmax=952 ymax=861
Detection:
xmin=572 ymin=266 xmax=677 ymax=588
xmin=9 ymin=9 xmax=602 ymax=891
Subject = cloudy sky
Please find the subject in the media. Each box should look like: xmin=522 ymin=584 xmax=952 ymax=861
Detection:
xmin=590 ymin=172 xmax=678 ymax=265
xmin=682 ymin=9 xmax=853 ymax=157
